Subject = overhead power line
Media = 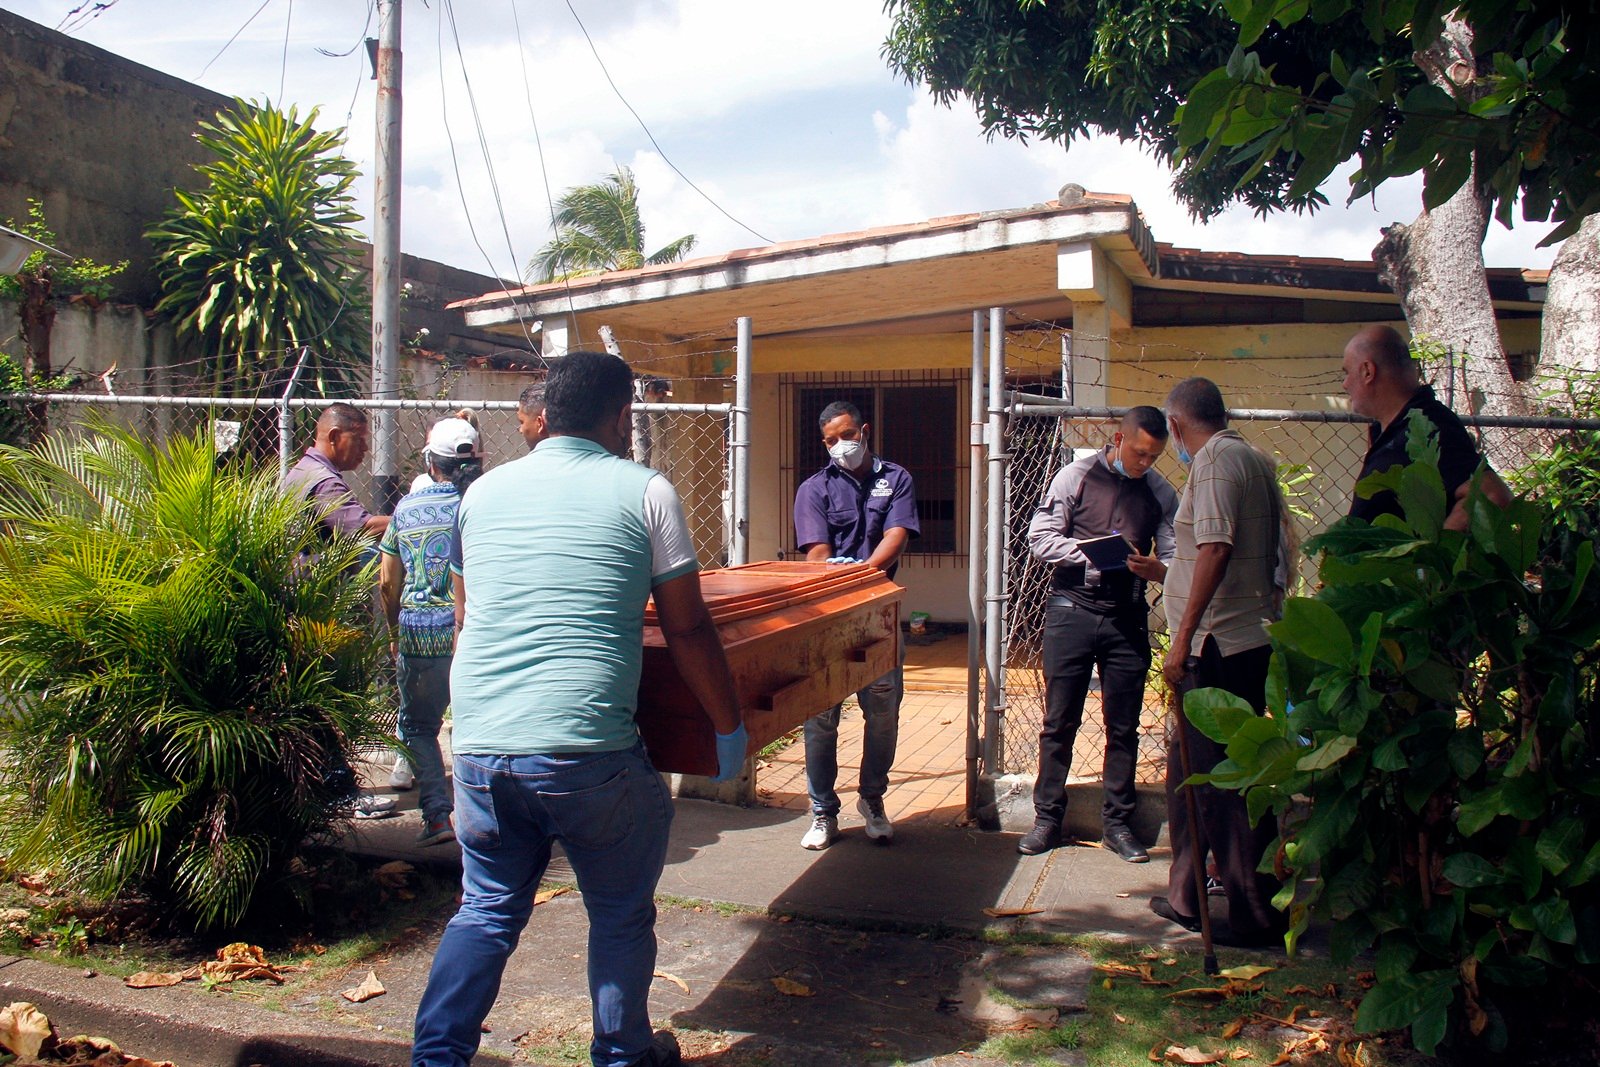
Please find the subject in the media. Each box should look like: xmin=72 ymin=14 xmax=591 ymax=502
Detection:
xmin=562 ymin=0 xmax=773 ymax=247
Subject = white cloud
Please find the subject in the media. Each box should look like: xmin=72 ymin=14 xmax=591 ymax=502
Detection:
xmin=7 ymin=0 xmax=1560 ymax=277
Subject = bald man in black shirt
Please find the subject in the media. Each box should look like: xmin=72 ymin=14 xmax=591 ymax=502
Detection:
xmin=1340 ymin=325 xmax=1511 ymax=529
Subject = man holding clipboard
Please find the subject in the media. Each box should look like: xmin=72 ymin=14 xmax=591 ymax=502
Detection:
xmin=1021 ymin=406 xmax=1178 ymax=859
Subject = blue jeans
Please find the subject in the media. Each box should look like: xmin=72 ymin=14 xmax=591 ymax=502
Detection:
xmin=804 ymin=640 xmax=904 ymax=816
xmin=411 ymin=743 xmax=673 ymax=1067
xmin=397 ymin=654 xmax=453 ymax=824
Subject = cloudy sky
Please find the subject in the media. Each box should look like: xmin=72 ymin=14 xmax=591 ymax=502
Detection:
xmin=7 ymin=0 xmax=1560 ymax=281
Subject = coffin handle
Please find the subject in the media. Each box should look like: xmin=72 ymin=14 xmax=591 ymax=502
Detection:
xmin=756 ymin=636 xmax=896 ymax=717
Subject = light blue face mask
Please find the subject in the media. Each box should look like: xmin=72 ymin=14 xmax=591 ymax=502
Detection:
xmin=1112 ymin=455 xmax=1129 ymax=477
xmin=1170 ymin=420 xmax=1192 ymax=465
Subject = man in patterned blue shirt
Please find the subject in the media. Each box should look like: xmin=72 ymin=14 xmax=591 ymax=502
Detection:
xmin=378 ymin=417 xmax=483 ymax=847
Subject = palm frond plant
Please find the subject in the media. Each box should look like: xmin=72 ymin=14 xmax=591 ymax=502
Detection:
xmin=530 ymin=166 xmax=697 ymax=282
xmin=147 ymin=99 xmax=368 ymax=399
xmin=0 ymin=418 xmax=389 ymax=930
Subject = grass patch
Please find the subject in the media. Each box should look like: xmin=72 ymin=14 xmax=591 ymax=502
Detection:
xmin=1078 ymin=945 xmax=1429 ymax=1067
xmin=0 ymin=851 xmax=462 ymax=990
xmin=976 ymin=1019 xmax=1083 ymax=1064
xmin=656 ymin=893 xmax=752 ymax=918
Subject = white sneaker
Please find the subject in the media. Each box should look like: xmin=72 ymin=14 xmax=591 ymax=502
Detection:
xmin=388 ymin=757 xmax=416 ymax=791
xmin=857 ymin=796 xmax=893 ymax=842
xmin=800 ymin=813 xmax=838 ymax=851
xmin=353 ymin=794 xmax=399 ymax=820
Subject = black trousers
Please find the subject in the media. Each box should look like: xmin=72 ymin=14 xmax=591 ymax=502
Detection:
xmin=1033 ymin=599 xmax=1151 ymax=830
xmin=1165 ymin=635 xmax=1283 ymax=935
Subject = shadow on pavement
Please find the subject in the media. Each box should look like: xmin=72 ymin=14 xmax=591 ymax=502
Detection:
xmin=657 ymin=805 xmax=1027 ymax=1065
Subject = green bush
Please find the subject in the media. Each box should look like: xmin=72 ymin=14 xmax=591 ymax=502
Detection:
xmin=0 ymin=419 xmax=389 ymax=930
xmin=1186 ymin=411 xmax=1600 ymax=1057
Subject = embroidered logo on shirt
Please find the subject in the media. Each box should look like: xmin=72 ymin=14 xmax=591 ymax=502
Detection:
xmin=871 ymin=478 xmax=893 ymax=497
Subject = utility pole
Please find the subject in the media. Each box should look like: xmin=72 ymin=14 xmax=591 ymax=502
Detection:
xmin=371 ymin=0 xmax=403 ymax=512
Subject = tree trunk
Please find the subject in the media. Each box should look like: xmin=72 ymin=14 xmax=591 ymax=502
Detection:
xmin=1371 ymin=16 xmax=1532 ymax=468
xmin=17 ymin=266 xmax=54 ymax=444
xmin=1539 ymin=214 xmax=1600 ymax=379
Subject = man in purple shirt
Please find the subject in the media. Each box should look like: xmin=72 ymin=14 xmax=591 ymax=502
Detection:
xmin=285 ymin=403 xmax=391 ymax=540
xmin=792 ymin=400 xmax=919 ymax=850
xmin=285 ymin=402 xmax=394 ymax=819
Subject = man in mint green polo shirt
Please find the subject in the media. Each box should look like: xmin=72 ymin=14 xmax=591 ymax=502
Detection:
xmin=411 ymin=351 xmax=747 ymax=1067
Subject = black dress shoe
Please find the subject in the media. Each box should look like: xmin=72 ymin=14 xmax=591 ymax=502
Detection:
xmin=1214 ymin=919 xmax=1289 ymax=950
xmin=1101 ymin=826 xmax=1150 ymax=863
xmin=1149 ymin=895 xmax=1201 ymax=933
xmin=1017 ymin=820 xmax=1063 ymax=855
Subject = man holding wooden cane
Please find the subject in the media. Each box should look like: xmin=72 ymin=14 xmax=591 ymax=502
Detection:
xmin=1150 ymin=377 xmax=1289 ymax=949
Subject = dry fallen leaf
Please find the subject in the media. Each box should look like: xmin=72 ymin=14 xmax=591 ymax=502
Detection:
xmin=373 ymin=860 xmax=415 ymax=887
xmin=1220 ymin=1018 xmax=1245 ymax=1039
xmin=1163 ymin=1044 xmax=1225 ymax=1064
xmin=340 ymin=970 xmax=387 ymax=1003
xmin=1218 ymin=965 xmax=1275 ymax=981
xmin=0 ymin=908 xmax=29 ymax=924
xmin=982 ymin=907 xmax=1043 ymax=917
xmin=1336 ymin=1039 xmax=1370 ymax=1067
xmin=653 ymin=970 xmax=691 ymax=995
xmin=1230 ymin=1050 xmax=1253 ymax=1061
xmin=1282 ymin=984 xmax=1314 ymax=996
xmin=1149 ymin=1042 xmax=1167 ymax=1063
xmin=533 ymin=886 xmax=572 ymax=906
xmin=771 ymin=977 xmax=814 ymax=997
xmin=125 ymin=971 xmax=186 ymax=989
xmin=1114 ymin=1013 xmax=1129 ymax=1024
xmin=0 ymin=1001 xmax=54 ymax=1061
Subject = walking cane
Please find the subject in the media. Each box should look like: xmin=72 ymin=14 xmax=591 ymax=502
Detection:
xmin=1170 ymin=686 xmax=1220 ymax=976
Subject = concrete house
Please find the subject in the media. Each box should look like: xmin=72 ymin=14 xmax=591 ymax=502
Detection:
xmin=452 ymin=188 xmax=1546 ymax=622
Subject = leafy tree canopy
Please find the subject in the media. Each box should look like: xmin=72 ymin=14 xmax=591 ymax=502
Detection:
xmin=883 ymin=0 xmax=1598 ymax=240
xmin=530 ymin=166 xmax=697 ymax=283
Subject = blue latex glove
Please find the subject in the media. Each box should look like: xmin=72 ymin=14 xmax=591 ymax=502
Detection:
xmin=825 ymin=556 xmax=862 ymax=564
xmin=711 ymin=722 xmax=748 ymax=783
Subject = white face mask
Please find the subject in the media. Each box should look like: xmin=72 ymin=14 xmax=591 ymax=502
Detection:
xmin=829 ymin=438 xmax=867 ymax=471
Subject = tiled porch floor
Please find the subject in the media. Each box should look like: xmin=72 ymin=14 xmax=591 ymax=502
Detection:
xmin=756 ymin=630 xmax=1163 ymax=827
xmin=757 ymin=632 xmax=976 ymax=826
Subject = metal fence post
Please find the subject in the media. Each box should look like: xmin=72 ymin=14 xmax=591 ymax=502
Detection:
xmin=732 ymin=317 xmax=752 ymax=566
xmin=278 ymin=346 xmax=312 ymax=481
xmin=967 ymin=310 xmax=986 ymax=818
xmin=984 ymin=307 xmax=1009 ymax=775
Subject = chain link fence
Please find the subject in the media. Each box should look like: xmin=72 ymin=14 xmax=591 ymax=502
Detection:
xmin=986 ymin=311 xmax=1600 ymax=788
xmin=14 ymin=337 xmax=746 ymax=744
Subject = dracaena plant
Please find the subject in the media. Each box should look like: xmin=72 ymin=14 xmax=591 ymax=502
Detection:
xmin=1183 ymin=410 xmax=1600 ymax=1057
xmin=0 ymin=418 xmax=389 ymax=930
xmin=147 ymin=99 xmax=369 ymax=399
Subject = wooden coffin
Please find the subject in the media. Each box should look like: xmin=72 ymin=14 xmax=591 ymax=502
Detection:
xmin=638 ymin=561 xmax=903 ymax=775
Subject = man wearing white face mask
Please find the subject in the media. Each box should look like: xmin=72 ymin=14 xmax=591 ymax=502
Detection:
xmin=792 ymin=400 xmax=920 ymax=850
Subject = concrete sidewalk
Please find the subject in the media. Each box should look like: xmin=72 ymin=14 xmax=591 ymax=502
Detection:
xmin=2 ymin=798 xmax=1230 ymax=1067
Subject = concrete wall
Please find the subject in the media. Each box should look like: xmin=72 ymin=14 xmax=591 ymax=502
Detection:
xmin=0 ymin=301 xmax=530 ymax=405
xmin=0 ymin=9 xmax=231 ymax=302
xmin=0 ymin=9 xmax=529 ymax=368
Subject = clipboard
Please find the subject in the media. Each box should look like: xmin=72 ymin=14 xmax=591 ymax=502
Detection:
xmin=1077 ymin=533 xmax=1135 ymax=571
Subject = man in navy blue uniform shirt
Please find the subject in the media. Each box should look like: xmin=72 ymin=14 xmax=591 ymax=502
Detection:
xmin=792 ymin=401 xmax=920 ymax=850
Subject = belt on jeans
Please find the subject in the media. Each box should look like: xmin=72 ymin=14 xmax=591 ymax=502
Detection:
xmin=1047 ymin=594 xmax=1141 ymax=613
